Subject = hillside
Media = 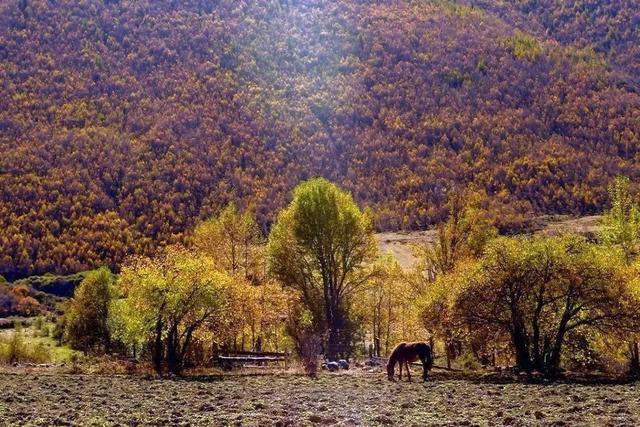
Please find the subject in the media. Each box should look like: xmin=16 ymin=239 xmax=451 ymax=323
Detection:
xmin=462 ymin=0 xmax=640 ymax=82
xmin=1 ymin=0 xmax=639 ymax=279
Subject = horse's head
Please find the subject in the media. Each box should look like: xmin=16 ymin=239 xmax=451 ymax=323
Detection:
xmin=386 ymin=360 xmax=395 ymax=381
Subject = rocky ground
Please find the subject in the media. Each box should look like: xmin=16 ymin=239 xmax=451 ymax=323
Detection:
xmin=1 ymin=369 xmax=639 ymax=426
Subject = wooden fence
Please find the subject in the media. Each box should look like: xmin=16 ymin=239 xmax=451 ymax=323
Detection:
xmin=216 ymin=350 xmax=290 ymax=369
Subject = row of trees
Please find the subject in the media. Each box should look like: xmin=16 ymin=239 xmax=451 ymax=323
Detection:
xmin=422 ymin=176 xmax=640 ymax=375
xmin=62 ymin=178 xmax=426 ymax=374
xmin=63 ymin=203 xmax=291 ymax=374
xmin=61 ymin=177 xmax=640 ymax=376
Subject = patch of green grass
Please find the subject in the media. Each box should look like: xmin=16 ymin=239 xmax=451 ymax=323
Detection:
xmin=0 ymin=323 xmax=76 ymax=364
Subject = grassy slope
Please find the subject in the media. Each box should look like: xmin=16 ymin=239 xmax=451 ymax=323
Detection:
xmin=0 ymin=323 xmax=75 ymax=364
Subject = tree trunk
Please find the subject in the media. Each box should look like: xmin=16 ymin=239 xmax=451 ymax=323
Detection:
xmin=546 ymin=325 xmax=568 ymax=376
xmin=511 ymin=324 xmax=532 ymax=372
xmin=326 ymin=304 xmax=346 ymax=361
xmin=326 ymin=317 xmax=341 ymax=361
xmin=630 ymin=342 xmax=640 ymax=375
xmin=167 ymin=325 xmax=183 ymax=375
xmin=153 ymin=314 xmax=164 ymax=375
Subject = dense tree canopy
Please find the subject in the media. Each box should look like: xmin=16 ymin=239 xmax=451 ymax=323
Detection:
xmin=191 ymin=203 xmax=289 ymax=353
xmin=423 ymin=235 xmax=640 ymax=374
xmin=1 ymin=0 xmax=639 ymax=279
xmin=64 ymin=267 xmax=113 ymax=353
xmin=267 ymin=178 xmax=377 ymax=360
xmin=463 ymin=0 xmax=640 ymax=82
xmin=111 ymin=246 xmax=231 ymax=374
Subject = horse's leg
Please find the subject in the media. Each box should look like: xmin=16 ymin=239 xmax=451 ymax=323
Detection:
xmin=422 ymin=359 xmax=428 ymax=382
xmin=398 ymin=360 xmax=402 ymax=380
xmin=406 ymin=361 xmax=411 ymax=382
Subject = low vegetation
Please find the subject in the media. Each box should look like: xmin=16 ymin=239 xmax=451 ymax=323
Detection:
xmin=0 ymin=321 xmax=74 ymax=365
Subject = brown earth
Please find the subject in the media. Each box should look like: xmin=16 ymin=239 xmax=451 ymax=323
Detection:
xmin=376 ymin=215 xmax=603 ymax=269
xmin=1 ymin=369 xmax=638 ymax=426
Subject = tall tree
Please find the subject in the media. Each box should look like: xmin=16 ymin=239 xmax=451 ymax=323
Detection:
xmin=600 ymin=176 xmax=640 ymax=264
xmin=414 ymin=189 xmax=496 ymax=282
xmin=192 ymin=203 xmax=263 ymax=281
xmin=599 ymin=176 xmax=640 ymax=372
xmin=267 ymin=178 xmax=377 ymax=360
xmin=191 ymin=204 xmax=288 ymax=352
xmin=64 ymin=267 xmax=114 ymax=353
xmin=357 ymin=256 xmax=424 ymax=357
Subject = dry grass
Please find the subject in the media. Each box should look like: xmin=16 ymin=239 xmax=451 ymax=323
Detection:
xmin=376 ymin=215 xmax=603 ymax=269
xmin=0 ymin=324 xmax=75 ymax=366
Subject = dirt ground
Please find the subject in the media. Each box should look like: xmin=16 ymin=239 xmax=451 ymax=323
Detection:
xmin=1 ymin=369 xmax=639 ymax=427
xmin=376 ymin=215 xmax=602 ymax=270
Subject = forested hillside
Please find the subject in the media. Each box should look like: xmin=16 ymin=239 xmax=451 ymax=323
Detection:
xmin=1 ymin=0 xmax=639 ymax=279
xmin=463 ymin=0 xmax=640 ymax=81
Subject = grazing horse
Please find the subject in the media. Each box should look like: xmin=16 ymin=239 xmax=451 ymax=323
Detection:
xmin=387 ymin=342 xmax=433 ymax=382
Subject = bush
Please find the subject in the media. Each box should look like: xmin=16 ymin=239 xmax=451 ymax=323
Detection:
xmin=68 ymin=352 xmax=87 ymax=374
xmin=0 ymin=330 xmax=52 ymax=365
xmin=40 ymin=325 xmax=51 ymax=338
xmin=505 ymin=33 xmax=542 ymax=61
xmin=52 ymin=317 xmax=65 ymax=345
xmin=33 ymin=316 xmax=44 ymax=331
xmin=457 ymin=352 xmax=482 ymax=371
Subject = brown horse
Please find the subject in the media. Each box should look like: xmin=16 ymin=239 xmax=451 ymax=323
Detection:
xmin=386 ymin=342 xmax=433 ymax=382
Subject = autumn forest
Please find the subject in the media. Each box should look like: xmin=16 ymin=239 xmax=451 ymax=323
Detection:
xmin=1 ymin=0 xmax=639 ymax=280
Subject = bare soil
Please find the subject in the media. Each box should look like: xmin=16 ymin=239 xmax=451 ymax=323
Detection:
xmin=1 ymin=369 xmax=638 ymax=426
xmin=376 ymin=215 xmax=603 ymax=269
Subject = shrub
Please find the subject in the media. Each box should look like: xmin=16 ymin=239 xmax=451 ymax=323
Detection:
xmin=40 ymin=325 xmax=51 ymax=338
xmin=33 ymin=316 xmax=44 ymax=331
xmin=443 ymin=69 xmax=467 ymax=88
xmin=0 ymin=330 xmax=52 ymax=365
